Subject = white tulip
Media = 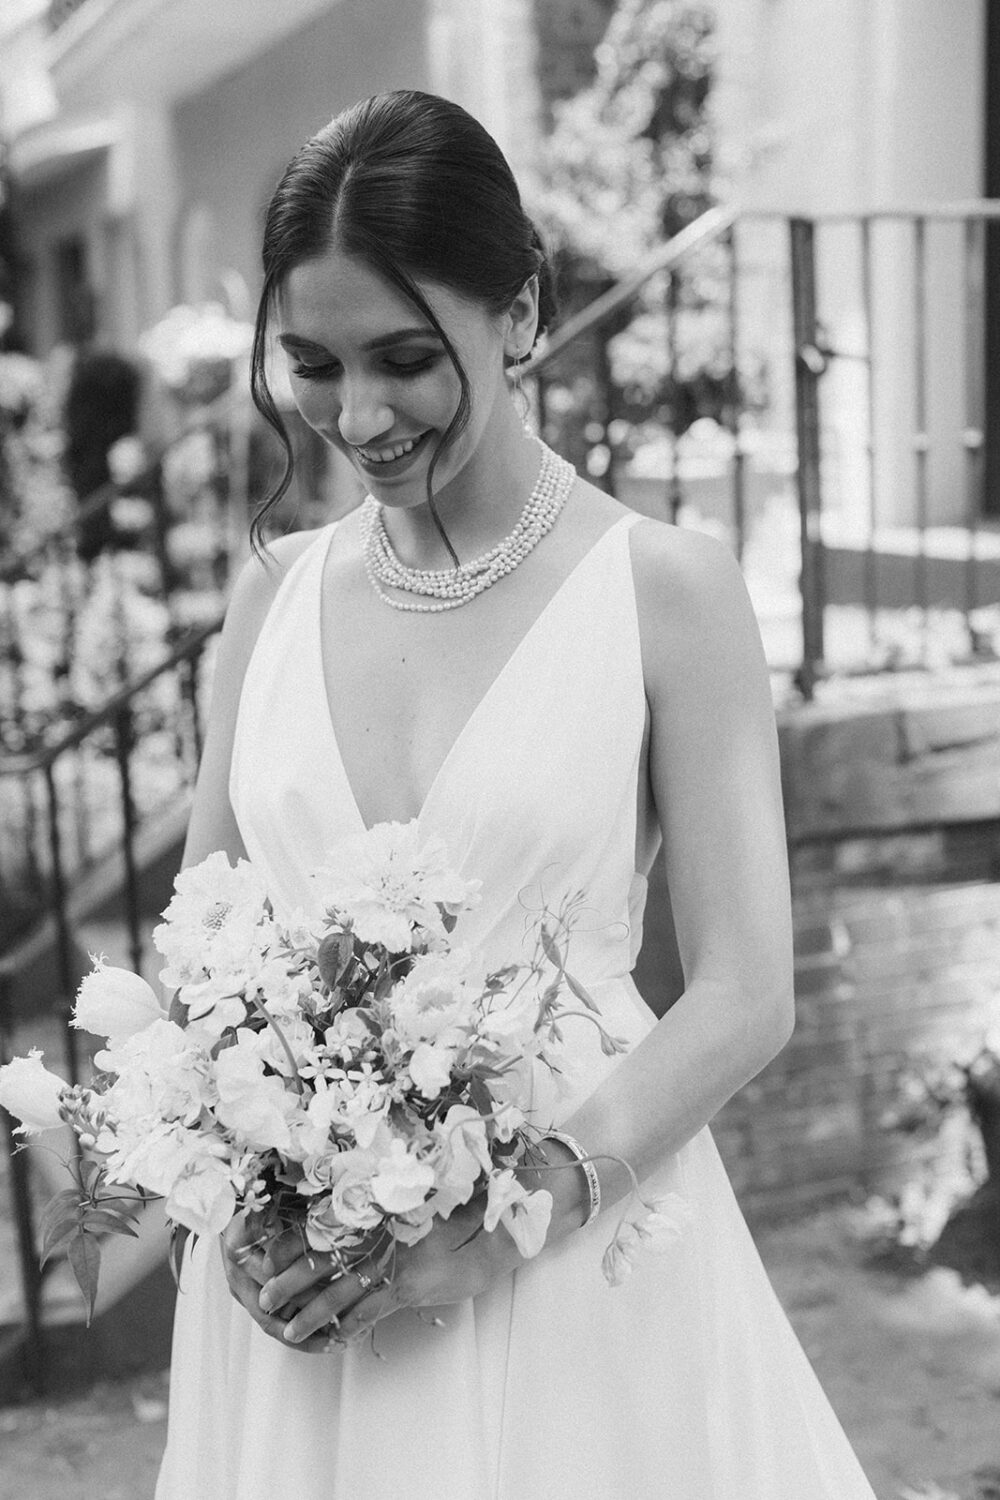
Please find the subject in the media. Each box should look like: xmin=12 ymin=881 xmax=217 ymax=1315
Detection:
xmin=73 ymin=962 xmax=163 ymax=1044
xmin=0 ymin=1050 xmax=68 ymax=1134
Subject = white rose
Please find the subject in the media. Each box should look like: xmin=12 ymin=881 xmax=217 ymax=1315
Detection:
xmin=73 ymin=962 xmax=163 ymax=1044
xmin=0 ymin=1050 xmax=67 ymax=1134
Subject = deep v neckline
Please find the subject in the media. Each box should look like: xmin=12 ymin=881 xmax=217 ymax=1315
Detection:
xmin=317 ymin=513 xmax=632 ymax=832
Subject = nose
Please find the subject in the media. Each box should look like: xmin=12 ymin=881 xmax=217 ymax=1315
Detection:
xmin=336 ymin=377 xmax=395 ymax=447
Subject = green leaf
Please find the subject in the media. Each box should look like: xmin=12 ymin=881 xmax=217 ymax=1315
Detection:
xmin=39 ymin=1188 xmax=86 ymax=1236
xmin=79 ymin=1210 xmax=140 ymax=1239
xmin=168 ymin=990 xmax=187 ymax=1028
xmin=66 ymin=1231 xmax=102 ymax=1326
xmin=39 ymin=1219 xmax=81 ymax=1267
xmin=169 ymin=1224 xmax=193 ymax=1289
xmin=539 ymin=926 xmax=564 ymax=972
xmin=565 ymin=971 xmax=600 ymax=1013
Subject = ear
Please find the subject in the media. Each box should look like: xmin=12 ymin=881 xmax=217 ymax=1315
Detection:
xmin=503 ymin=275 xmax=540 ymax=362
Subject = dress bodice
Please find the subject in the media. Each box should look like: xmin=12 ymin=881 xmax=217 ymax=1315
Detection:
xmin=230 ymin=512 xmax=648 ymax=985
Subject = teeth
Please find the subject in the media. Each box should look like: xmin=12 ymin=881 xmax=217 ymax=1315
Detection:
xmin=357 ymin=434 xmax=423 ymax=464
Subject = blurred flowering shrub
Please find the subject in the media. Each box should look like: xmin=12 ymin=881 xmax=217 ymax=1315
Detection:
xmin=139 ymin=303 xmax=254 ymax=406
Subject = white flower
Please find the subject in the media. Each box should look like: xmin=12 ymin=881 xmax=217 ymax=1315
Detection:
xmin=408 ymin=1041 xmax=457 ymax=1101
xmin=105 ymin=1120 xmax=204 ymax=1197
xmin=479 ymin=983 xmax=543 ymax=1046
xmin=309 ymin=1156 xmax=384 ymax=1242
xmin=213 ymin=1040 xmax=296 ymax=1152
xmin=166 ymin=1148 xmax=237 ymax=1237
xmin=96 ymin=1018 xmax=213 ymax=1127
xmin=154 ymin=852 xmax=270 ymax=988
xmin=431 ymin=1105 xmax=492 ymax=1218
xmin=370 ymin=1137 xmax=436 ymax=1214
xmin=484 ymin=1169 xmax=552 ymax=1258
xmin=601 ymin=1193 xmax=693 ymax=1287
xmin=311 ymin=821 xmax=479 ymax=953
xmin=0 ymin=1050 xmax=67 ymax=1134
xmin=73 ymin=961 xmax=163 ymax=1044
xmin=389 ymin=949 xmax=479 ymax=1047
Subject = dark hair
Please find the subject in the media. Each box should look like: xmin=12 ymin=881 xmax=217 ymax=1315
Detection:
xmin=249 ymin=90 xmax=557 ymax=552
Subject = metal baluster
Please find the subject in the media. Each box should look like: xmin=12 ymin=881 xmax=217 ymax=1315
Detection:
xmin=790 ymin=218 xmax=826 ymax=699
xmin=113 ymin=703 xmax=144 ymax=977
xmin=912 ymin=216 xmax=930 ymax=660
xmin=725 ymin=226 xmax=746 ymax=561
xmin=665 ymin=272 xmax=683 ymax=523
xmin=0 ymin=975 xmax=45 ymax=1392
xmin=42 ymin=761 xmax=80 ymax=1087
xmin=183 ymin=644 xmax=204 ymax=771
xmin=859 ymin=216 xmax=879 ymax=654
xmin=963 ymin=215 xmax=986 ymax=650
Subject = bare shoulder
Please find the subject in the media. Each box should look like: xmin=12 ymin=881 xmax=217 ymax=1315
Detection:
xmin=626 ymin=516 xmax=766 ymax=701
xmin=225 ymin=527 xmax=325 ymax=632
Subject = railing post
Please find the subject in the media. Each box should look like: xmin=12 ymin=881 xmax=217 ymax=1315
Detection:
xmin=789 ymin=217 xmax=826 ymax=699
xmin=42 ymin=762 xmax=80 ymax=1087
xmin=0 ymin=973 xmax=45 ymax=1392
xmin=113 ymin=703 xmax=144 ymax=977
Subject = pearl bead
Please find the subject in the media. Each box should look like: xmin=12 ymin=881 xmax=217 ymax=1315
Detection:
xmin=359 ymin=439 xmax=576 ymax=613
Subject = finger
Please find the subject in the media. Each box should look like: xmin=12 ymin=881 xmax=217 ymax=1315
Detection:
xmin=261 ymin=1229 xmax=310 ymax=1281
xmin=259 ymin=1253 xmax=341 ymax=1315
xmin=220 ymin=1240 xmax=332 ymax=1353
xmin=335 ymin=1279 xmax=396 ymax=1345
xmin=284 ymin=1269 xmax=393 ymax=1347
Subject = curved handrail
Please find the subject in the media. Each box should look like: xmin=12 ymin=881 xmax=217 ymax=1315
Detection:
xmin=0 ymin=614 xmax=224 ymax=777
xmin=524 ymin=204 xmax=737 ymax=377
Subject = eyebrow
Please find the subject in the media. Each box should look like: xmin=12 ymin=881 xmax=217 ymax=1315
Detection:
xmin=277 ymin=328 xmax=443 ymax=355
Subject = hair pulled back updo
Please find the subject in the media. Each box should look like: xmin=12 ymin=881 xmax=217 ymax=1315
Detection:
xmin=250 ymin=89 xmax=557 ymax=551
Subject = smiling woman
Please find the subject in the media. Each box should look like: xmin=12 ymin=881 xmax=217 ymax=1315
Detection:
xmin=153 ymin=90 xmax=880 ymax=1500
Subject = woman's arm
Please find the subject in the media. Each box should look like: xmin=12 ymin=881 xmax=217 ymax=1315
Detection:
xmin=553 ymin=519 xmax=795 ymax=1211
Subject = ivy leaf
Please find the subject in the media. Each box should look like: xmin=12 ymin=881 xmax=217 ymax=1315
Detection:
xmin=66 ymin=1231 xmax=102 ymax=1326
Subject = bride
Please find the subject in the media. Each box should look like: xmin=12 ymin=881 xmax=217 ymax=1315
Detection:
xmin=155 ymin=90 xmax=877 ymax=1498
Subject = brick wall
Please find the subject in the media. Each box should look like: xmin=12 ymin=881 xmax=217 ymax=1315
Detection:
xmin=635 ymin=668 xmax=1000 ymax=1219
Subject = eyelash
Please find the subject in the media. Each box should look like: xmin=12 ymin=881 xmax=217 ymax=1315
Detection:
xmin=291 ymin=355 xmax=439 ymax=382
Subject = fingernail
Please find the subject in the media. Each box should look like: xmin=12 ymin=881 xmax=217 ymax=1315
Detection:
xmin=282 ymin=1323 xmax=301 ymax=1343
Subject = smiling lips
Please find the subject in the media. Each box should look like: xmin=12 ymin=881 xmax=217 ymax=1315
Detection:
xmin=354 ymin=432 xmax=428 ymax=465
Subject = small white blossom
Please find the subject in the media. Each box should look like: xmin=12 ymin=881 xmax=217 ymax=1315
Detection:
xmin=0 ymin=1050 xmax=67 ymax=1134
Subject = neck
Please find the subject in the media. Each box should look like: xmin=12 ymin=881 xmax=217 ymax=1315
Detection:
xmin=375 ymin=404 xmax=544 ymax=570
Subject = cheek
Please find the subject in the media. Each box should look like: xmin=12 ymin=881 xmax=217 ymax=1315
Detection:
xmin=290 ymin=382 xmax=332 ymax=436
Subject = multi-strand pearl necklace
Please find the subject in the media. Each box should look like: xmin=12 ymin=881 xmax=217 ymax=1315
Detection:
xmin=358 ymin=439 xmax=577 ymax=613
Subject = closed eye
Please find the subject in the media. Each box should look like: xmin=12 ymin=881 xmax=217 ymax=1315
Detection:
xmin=289 ymin=353 xmax=441 ymax=382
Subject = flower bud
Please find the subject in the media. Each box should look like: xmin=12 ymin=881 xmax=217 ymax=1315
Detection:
xmin=0 ymin=1050 xmax=68 ymax=1134
xmin=74 ymin=962 xmax=163 ymax=1044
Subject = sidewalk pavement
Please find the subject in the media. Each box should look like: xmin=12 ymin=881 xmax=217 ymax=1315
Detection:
xmin=0 ymin=1202 xmax=997 ymax=1500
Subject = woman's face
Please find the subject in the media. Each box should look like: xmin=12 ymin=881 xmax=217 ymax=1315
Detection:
xmin=276 ymin=247 xmax=516 ymax=507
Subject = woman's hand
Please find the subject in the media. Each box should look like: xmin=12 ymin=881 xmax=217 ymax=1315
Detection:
xmin=219 ymin=1215 xmax=333 ymax=1354
xmin=259 ymin=1193 xmax=524 ymax=1349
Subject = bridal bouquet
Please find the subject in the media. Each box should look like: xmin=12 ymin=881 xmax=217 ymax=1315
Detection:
xmin=0 ymin=821 xmax=690 ymax=1321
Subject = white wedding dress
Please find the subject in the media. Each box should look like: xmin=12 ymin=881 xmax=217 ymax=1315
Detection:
xmin=156 ymin=514 xmax=878 ymax=1499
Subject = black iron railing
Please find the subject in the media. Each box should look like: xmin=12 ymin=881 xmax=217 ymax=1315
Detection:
xmin=0 ymin=617 xmax=221 ymax=1384
xmin=527 ymin=202 xmax=1000 ymax=697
